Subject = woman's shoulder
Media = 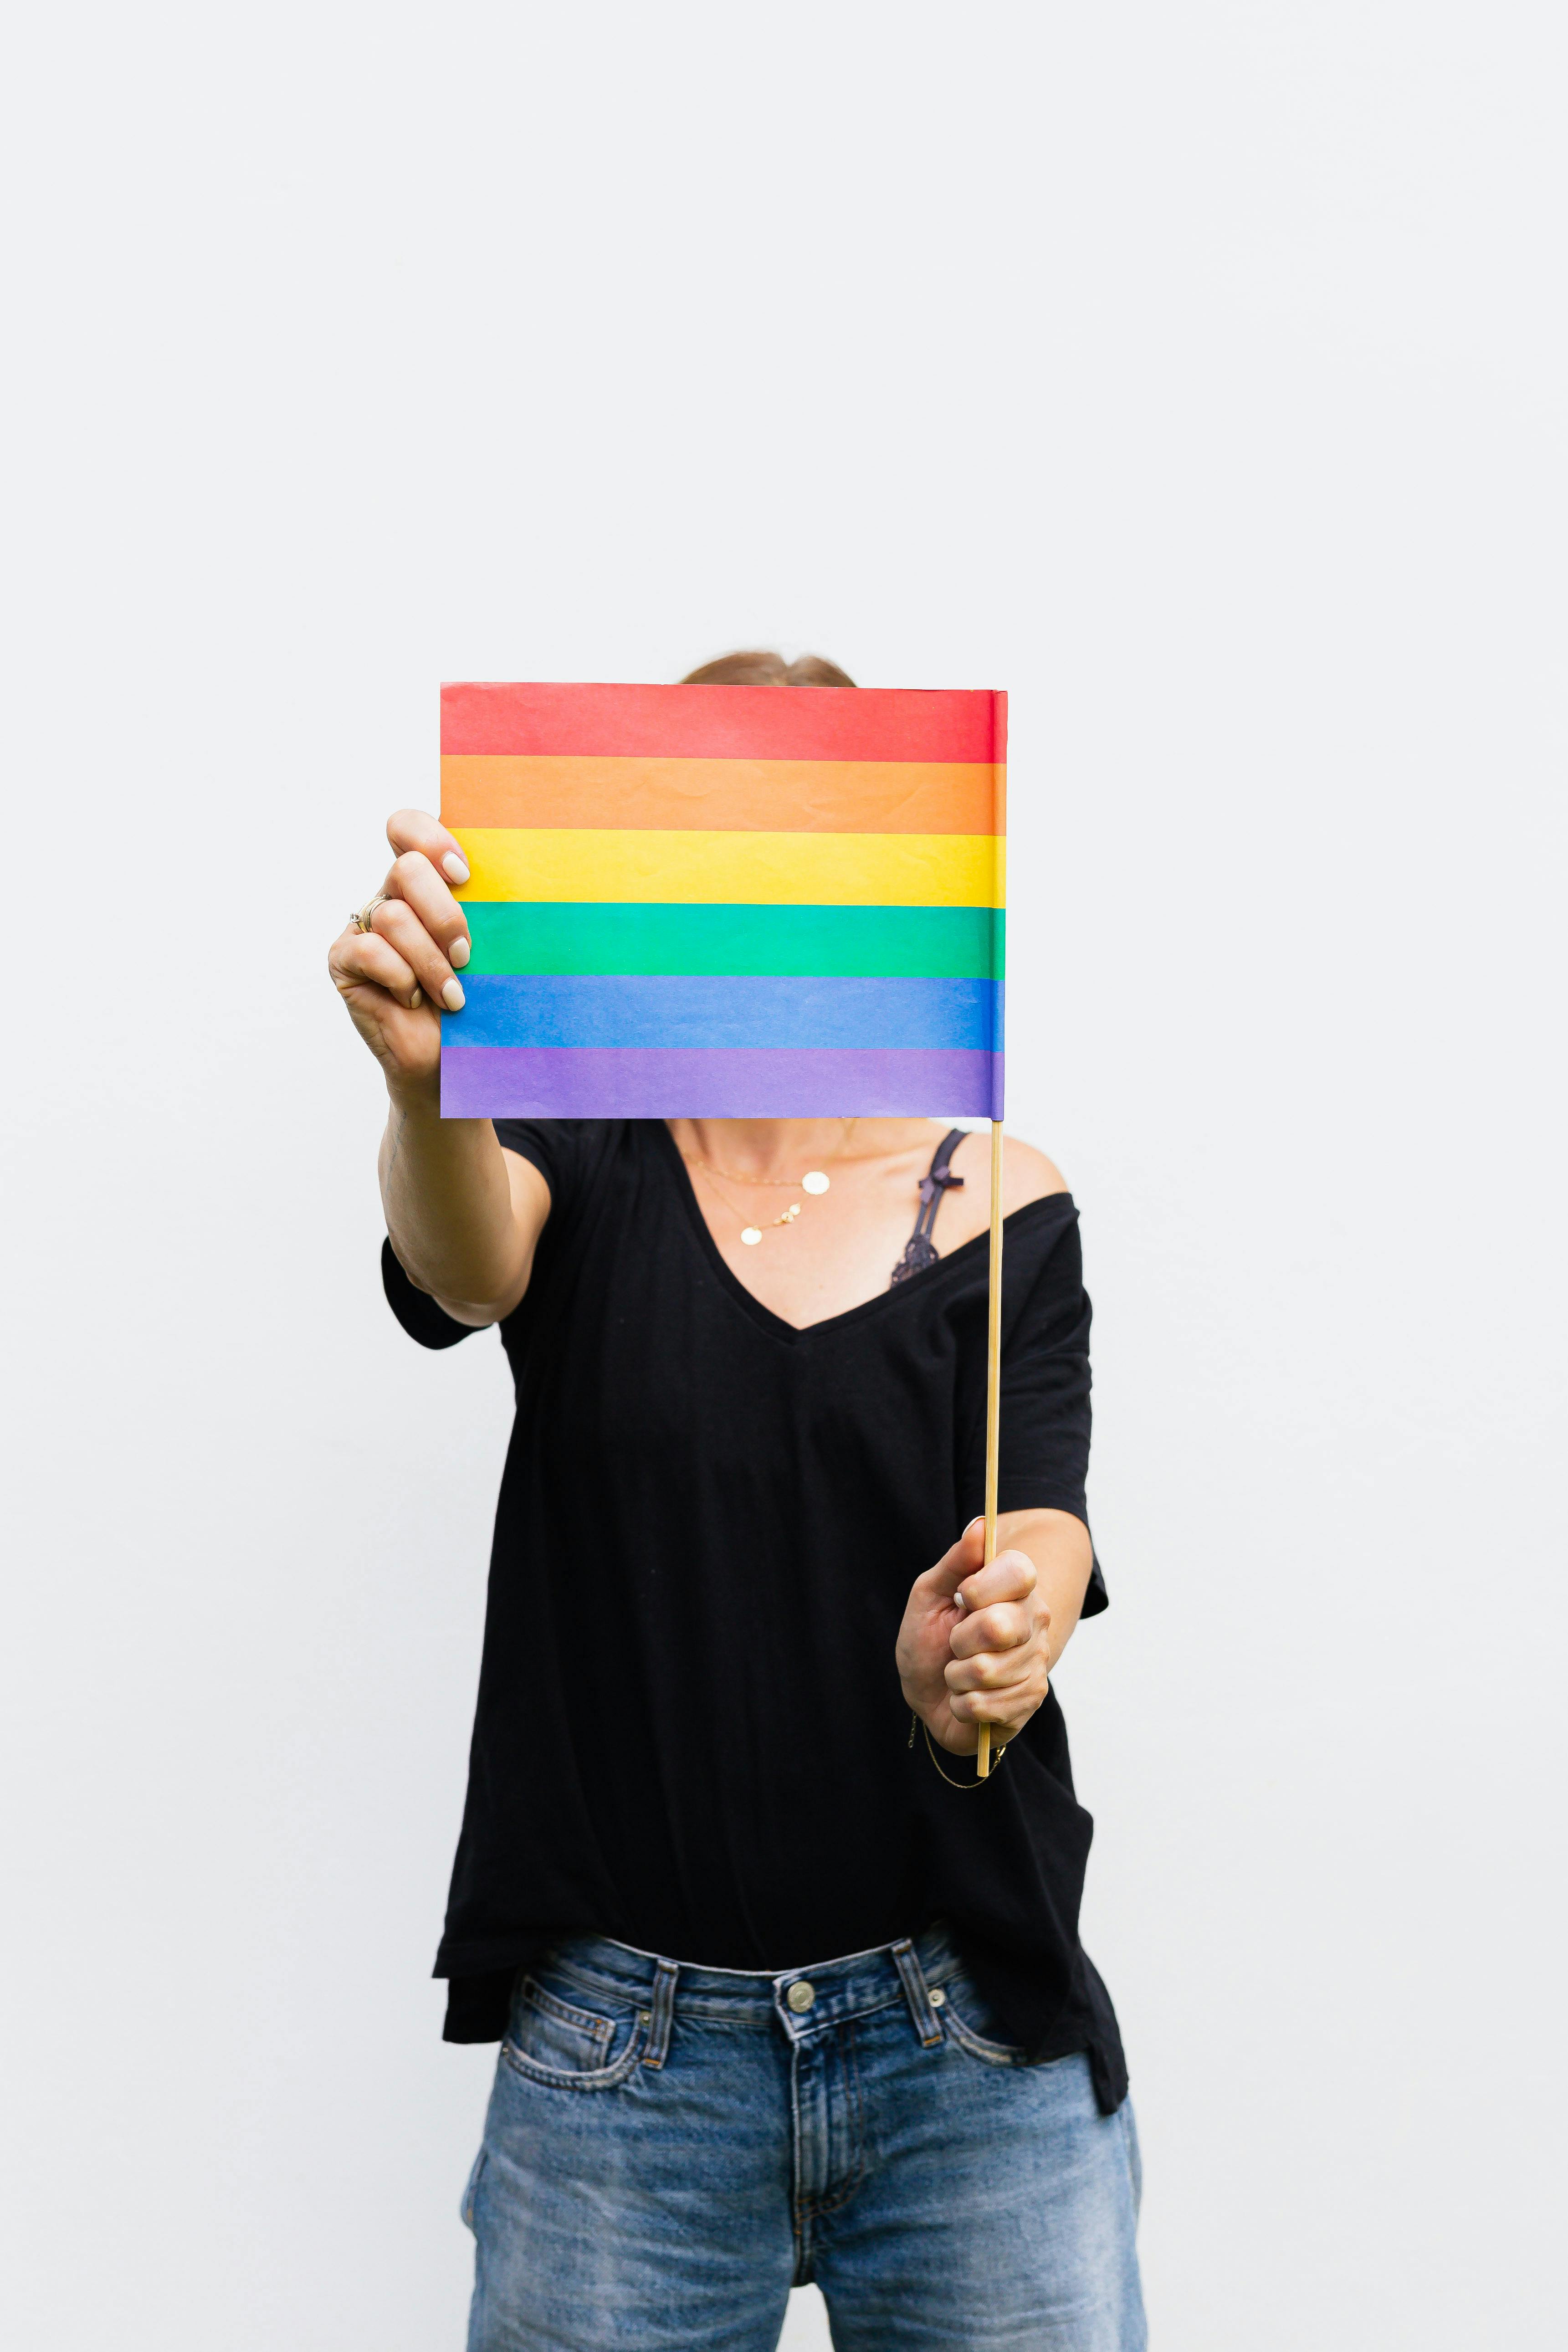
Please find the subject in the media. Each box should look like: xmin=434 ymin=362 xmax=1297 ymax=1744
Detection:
xmin=998 ymin=1133 xmax=1070 ymax=1213
xmin=492 ymin=1119 xmax=631 ymax=1211
xmin=939 ymin=1129 xmax=1071 ymax=1253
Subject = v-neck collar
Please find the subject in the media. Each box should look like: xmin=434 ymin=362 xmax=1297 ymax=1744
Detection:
xmin=647 ymin=1119 xmax=1070 ymax=1346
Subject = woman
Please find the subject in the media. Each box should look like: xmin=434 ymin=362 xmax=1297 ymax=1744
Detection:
xmin=328 ymin=650 xmax=1145 ymax=2351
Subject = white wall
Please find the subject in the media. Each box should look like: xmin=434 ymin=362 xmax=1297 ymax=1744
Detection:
xmin=4 ymin=5 xmax=1564 ymax=2347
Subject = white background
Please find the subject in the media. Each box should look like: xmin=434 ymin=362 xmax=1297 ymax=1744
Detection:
xmin=3 ymin=4 xmax=1564 ymax=2347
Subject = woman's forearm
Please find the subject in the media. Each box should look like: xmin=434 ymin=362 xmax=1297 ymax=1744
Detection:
xmin=379 ymin=1091 xmax=543 ymax=1324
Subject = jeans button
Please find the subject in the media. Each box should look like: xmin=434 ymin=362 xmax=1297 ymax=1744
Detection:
xmin=786 ymin=1980 xmax=816 ymax=2013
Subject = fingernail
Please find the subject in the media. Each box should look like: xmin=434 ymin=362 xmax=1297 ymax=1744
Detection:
xmin=443 ymin=852 xmax=470 ymax=885
xmin=450 ymin=935 xmax=471 ymax=968
xmin=410 ymin=988 xmax=423 ymax=1009
xmin=441 ymin=978 xmax=466 ymax=1011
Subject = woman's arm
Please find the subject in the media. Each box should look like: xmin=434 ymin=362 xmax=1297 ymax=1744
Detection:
xmin=328 ymin=809 xmax=549 ymax=1326
xmin=895 ymin=1507 xmax=1094 ymax=1755
xmin=378 ymin=1099 xmax=548 ymax=1326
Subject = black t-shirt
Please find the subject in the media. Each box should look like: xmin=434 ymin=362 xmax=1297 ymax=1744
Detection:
xmin=384 ymin=1118 xmax=1127 ymax=2111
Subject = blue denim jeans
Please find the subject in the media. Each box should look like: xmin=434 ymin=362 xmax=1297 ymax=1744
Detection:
xmin=463 ymin=1926 xmax=1145 ymax=2351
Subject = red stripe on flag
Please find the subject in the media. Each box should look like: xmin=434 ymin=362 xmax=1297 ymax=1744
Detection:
xmin=441 ymin=682 xmax=1007 ymax=765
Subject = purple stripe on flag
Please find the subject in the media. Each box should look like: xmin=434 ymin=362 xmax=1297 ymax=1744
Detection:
xmin=441 ymin=1046 xmax=1004 ymax=1120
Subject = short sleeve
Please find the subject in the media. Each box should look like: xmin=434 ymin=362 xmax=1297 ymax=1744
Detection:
xmin=959 ymin=1205 xmax=1108 ymax=1618
xmin=493 ymin=1124 xmax=606 ymax=1223
xmin=381 ymin=1120 xmax=610 ymax=1351
xmin=381 ymin=1237 xmax=477 ymax=1350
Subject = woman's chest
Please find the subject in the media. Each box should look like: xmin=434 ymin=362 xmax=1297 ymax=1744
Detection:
xmin=524 ymin=1214 xmax=978 ymax=1478
xmin=677 ymin=1168 xmax=937 ymax=1327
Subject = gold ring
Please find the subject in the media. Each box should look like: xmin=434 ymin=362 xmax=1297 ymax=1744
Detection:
xmin=351 ymin=892 xmax=387 ymax=933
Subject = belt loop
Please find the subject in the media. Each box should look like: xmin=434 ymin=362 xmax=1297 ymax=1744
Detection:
xmin=891 ymin=1937 xmax=943 ymax=2048
xmin=641 ymin=1957 xmax=679 ymax=2069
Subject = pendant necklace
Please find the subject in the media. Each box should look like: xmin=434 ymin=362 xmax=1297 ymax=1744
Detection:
xmin=683 ymin=1120 xmax=855 ymax=1245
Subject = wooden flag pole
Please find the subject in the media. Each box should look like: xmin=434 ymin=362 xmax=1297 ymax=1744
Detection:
xmin=977 ymin=1117 xmax=1004 ymax=1780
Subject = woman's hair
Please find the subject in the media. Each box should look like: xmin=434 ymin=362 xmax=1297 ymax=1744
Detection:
xmin=681 ymin=649 xmax=856 ymax=688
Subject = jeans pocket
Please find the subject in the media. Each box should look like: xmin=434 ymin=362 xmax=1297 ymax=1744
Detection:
xmin=501 ymin=1973 xmax=651 ymax=2091
xmin=937 ymin=1970 xmax=1029 ymax=2067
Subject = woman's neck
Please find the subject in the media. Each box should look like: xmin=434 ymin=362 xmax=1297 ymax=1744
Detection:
xmin=668 ymin=1118 xmax=938 ymax=1180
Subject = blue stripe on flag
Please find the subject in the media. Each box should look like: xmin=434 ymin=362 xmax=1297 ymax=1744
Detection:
xmin=448 ymin=972 xmax=1003 ymax=1053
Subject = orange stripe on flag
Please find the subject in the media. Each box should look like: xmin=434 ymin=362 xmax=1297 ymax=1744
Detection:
xmin=441 ymin=756 xmax=1005 ymax=837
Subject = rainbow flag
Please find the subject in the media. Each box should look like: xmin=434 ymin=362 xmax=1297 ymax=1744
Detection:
xmin=440 ymin=681 xmax=1006 ymax=1119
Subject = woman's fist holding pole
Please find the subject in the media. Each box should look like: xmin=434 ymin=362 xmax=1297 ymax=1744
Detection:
xmin=896 ymin=1517 xmax=1054 ymax=1757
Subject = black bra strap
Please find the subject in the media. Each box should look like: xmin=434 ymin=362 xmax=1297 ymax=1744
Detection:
xmin=889 ymin=1128 xmax=967 ymax=1287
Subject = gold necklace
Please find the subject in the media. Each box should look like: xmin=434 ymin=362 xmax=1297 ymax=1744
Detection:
xmin=685 ymin=1117 xmax=855 ymax=1190
xmin=692 ymin=1161 xmax=803 ymax=1245
xmin=684 ymin=1121 xmax=856 ymax=1245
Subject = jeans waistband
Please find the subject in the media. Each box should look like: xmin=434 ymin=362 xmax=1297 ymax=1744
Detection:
xmin=535 ymin=1923 xmax=966 ymax=2055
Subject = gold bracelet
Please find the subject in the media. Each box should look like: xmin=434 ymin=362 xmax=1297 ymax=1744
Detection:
xmin=908 ymin=1711 xmax=1011 ymax=1788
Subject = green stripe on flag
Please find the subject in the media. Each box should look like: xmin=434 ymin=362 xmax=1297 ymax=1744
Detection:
xmin=463 ymin=902 xmax=1004 ymax=979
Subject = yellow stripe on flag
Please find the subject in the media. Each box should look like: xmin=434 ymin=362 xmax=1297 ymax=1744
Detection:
xmin=451 ymin=829 xmax=1005 ymax=909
